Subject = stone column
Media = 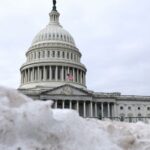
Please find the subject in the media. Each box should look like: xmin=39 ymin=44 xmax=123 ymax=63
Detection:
xmin=80 ymin=70 xmax=83 ymax=84
xmin=34 ymin=68 xmax=36 ymax=81
xmin=65 ymin=67 xmax=67 ymax=81
xmin=49 ymin=66 xmax=52 ymax=80
xmin=27 ymin=68 xmax=30 ymax=82
xmin=33 ymin=68 xmax=35 ymax=81
xmin=73 ymin=68 xmax=75 ymax=82
xmin=36 ymin=68 xmax=38 ymax=81
xmin=23 ymin=71 xmax=25 ymax=83
xmin=20 ymin=72 xmax=22 ymax=84
xmin=62 ymin=66 xmax=64 ymax=81
xmin=26 ymin=69 xmax=29 ymax=83
xmin=31 ymin=68 xmax=34 ymax=81
xmin=83 ymin=101 xmax=86 ymax=118
xmin=62 ymin=100 xmax=65 ymax=109
xmin=25 ymin=70 xmax=27 ymax=83
xmin=101 ymin=103 xmax=104 ymax=119
xmin=43 ymin=66 xmax=46 ymax=81
xmin=68 ymin=67 xmax=70 ymax=74
xmin=95 ymin=102 xmax=98 ymax=118
xmin=30 ymin=68 xmax=31 ymax=82
xmin=83 ymin=73 xmax=85 ymax=86
xmin=24 ymin=71 xmax=26 ymax=83
xmin=55 ymin=100 xmax=58 ymax=109
xmin=90 ymin=101 xmax=93 ymax=117
xmin=22 ymin=72 xmax=24 ymax=84
xmin=27 ymin=69 xmax=29 ymax=82
xmin=56 ymin=66 xmax=58 ymax=81
xmin=113 ymin=103 xmax=117 ymax=117
xmin=108 ymin=103 xmax=110 ymax=118
xmin=76 ymin=101 xmax=79 ymax=113
xmin=26 ymin=70 xmax=28 ymax=83
xmin=67 ymin=67 xmax=69 ymax=82
xmin=69 ymin=101 xmax=72 ymax=109
xmin=37 ymin=67 xmax=40 ymax=81
xmin=77 ymin=69 xmax=79 ymax=83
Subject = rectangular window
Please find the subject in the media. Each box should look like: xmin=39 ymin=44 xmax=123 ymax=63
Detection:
xmin=52 ymin=51 xmax=55 ymax=57
xmin=48 ymin=51 xmax=50 ymax=57
xmin=38 ymin=52 xmax=40 ymax=58
xmin=67 ymin=53 xmax=69 ymax=59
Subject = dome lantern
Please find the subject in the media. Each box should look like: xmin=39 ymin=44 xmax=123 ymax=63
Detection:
xmin=49 ymin=9 xmax=60 ymax=26
xmin=49 ymin=0 xmax=60 ymax=26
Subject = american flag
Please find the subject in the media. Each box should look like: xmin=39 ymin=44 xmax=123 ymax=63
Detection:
xmin=67 ymin=73 xmax=73 ymax=81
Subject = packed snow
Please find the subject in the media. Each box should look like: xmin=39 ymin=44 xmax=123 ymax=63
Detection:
xmin=0 ymin=86 xmax=150 ymax=150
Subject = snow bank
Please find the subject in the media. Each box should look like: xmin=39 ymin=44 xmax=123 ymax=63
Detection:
xmin=0 ymin=86 xmax=150 ymax=150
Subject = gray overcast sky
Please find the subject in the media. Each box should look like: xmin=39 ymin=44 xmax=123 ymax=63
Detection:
xmin=0 ymin=0 xmax=150 ymax=95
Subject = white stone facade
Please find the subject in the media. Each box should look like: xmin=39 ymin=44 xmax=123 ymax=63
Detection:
xmin=19 ymin=2 xmax=150 ymax=122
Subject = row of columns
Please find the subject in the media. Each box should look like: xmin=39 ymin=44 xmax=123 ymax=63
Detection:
xmin=21 ymin=66 xmax=86 ymax=85
xmin=53 ymin=100 xmax=115 ymax=118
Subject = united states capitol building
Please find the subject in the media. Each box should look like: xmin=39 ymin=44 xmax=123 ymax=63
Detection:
xmin=19 ymin=1 xmax=150 ymax=121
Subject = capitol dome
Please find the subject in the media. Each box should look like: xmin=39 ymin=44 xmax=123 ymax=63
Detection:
xmin=32 ymin=23 xmax=76 ymax=47
xmin=19 ymin=3 xmax=87 ymax=90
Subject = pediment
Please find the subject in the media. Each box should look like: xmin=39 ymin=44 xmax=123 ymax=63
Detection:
xmin=41 ymin=84 xmax=91 ymax=96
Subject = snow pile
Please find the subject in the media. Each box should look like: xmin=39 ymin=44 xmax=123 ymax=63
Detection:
xmin=0 ymin=87 xmax=150 ymax=150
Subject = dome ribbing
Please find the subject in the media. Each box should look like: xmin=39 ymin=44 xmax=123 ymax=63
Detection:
xmin=31 ymin=10 xmax=76 ymax=47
